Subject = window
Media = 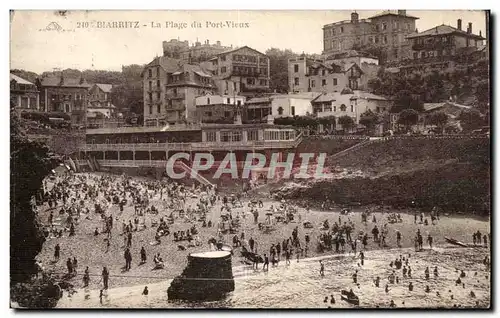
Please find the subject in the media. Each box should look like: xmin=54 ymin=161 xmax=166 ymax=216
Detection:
xmin=340 ymin=104 xmax=346 ymax=111
xmin=369 ymin=37 xmax=374 ymax=43
xmin=393 ymin=22 xmax=398 ymax=30
xmin=333 ymin=78 xmax=338 ymax=86
xmin=248 ymin=130 xmax=259 ymax=141
xmin=340 ymin=26 xmax=344 ymax=33
xmin=148 ymin=93 xmax=152 ymax=102
xmin=221 ymin=55 xmax=226 ymax=61
xmin=278 ymin=107 xmax=284 ymax=115
xmin=382 ymin=23 xmax=387 ymax=30
xmin=149 ymin=105 xmax=153 ymax=114
xmin=294 ymin=77 xmax=299 ymax=86
xmin=231 ymin=131 xmax=242 ymax=142
xmin=334 ymin=106 xmax=337 ymax=112
xmin=157 ymin=104 xmax=161 ymax=113
xmin=375 ymin=36 xmax=379 ymax=44
xmin=322 ymin=79 xmax=327 ymax=86
xmin=322 ymin=69 xmax=326 ymax=76
xmin=156 ymin=67 xmax=160 ymax=77
xmin=393 ymin=35 xmax=398 ymax=44
xmin=259 ymin=79 xmax=267 ymax=86
xmin=168 ymin=100 xmax=172 ymax=108
xmin=413 ymin=52 xmax=418 ymax=59
xmin=224 ymin=111 xmax=231 ymax=118
xmin=206 ymin=111 xmax=213 ymax=117
xmin=237 ymin=100 xmax=242 ymax=106
xmin=350 ymin=105 xmax=354 ymax=112
xmin=221 ymin=131 xmax=231 ymax=142
xmin=311 ymin=80 xmax=316 ymax=88
xmin=227 ymin=98 xmax=231 ymax=104
xmin=393 ymin=49 xmax=398 ymax=59
xmin=149 ymin=81 xmax=152 ymax=91
xmin=148 ymin=69 xmax=152 ymax=78
xmin=291 ymin=106 xmax=295 ymax=116
xmin=173 ymin=88 xmax=177 ymax=96
xmin=206 ymin=131 xmax=216 ymax=142
xmin=324 ymin=104 xmax=332 ymax=112
xmin=332 ymin=28 xmax=336 ymax=35
xmin=207 ymin=98 xmax=210 ymax=105
xmin=294 ymin=64 xmax=299 ymax=72
xmin=156 ymin=92 xmax=160 ymax=100
xmin=221 ymin=66 xmax=227 ymax=73
xmin=247 ymin=78 xmax=255 ymax=85
xmin=157 ymin=80 xmax=160 ymax=88
xmin=383 ymin=35 xmax=388 ymax=44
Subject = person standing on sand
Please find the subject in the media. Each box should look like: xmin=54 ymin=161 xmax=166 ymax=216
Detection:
xmin=320 ymin=260 xmax=325 ymax=276
xmin=396 ymin=230 xmax=402 ymax=247
xmin=427 ymin=234 xmax=433 ymax=249
xmin=102 ymin=266 xmax=109 ymax=290
xmin=54 ymin=244 xmax=60 ymax=262
xmin=359 ymin=251 xmax=365 ymax=266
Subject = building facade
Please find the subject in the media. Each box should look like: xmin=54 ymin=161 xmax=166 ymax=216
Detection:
xmin=143 ymin=57 xmax=219 ymax=126
xmin=195 ymin=94 xmax=246 ymax=123
xmin=323 ymin=10 xmax=418 ymax=63
xmin=311 ymin=90 xmax=392 ymax=130
xmin=163 ymin=39 xmax=232 ymax=62
xmin=207 ymin=46 xmax=271 ymax=94
xmin=10 ymin=73 xmax=39 ymax=111
xmin=403 ymin=20 xmax=485 ymax=72
xmin=36 ymin=75 xmax=90 ymax=125
xmin=288 ymin=55 xmax=379 ymax=94
xmin=271 ymin=93 xmax=321 ymax=118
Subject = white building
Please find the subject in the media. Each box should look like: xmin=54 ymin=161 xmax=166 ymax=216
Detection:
xmin=271 ymin=92 xmax=322 ymax=118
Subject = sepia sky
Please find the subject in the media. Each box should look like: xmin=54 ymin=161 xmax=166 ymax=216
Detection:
xmin=10 ymin=10 xmax=488 ymax=73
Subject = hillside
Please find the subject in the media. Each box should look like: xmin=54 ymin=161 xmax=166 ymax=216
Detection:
xmin=274 ymin=136 xmax=491 ymax=214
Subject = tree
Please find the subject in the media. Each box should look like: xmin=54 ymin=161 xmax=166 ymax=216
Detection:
xmin=338 ymin=115 xmax=355 ymax=133
xmin=359 ymin=110 xmax=380 ymax=134
xmin=458 ymin=109 xmax=484 ymax=132
xmin=426 ymin=111 xmax=448 ymax=133
xmin=397 ymin=109 xmax=419 ymax=132
xmin=111 ymin=81 xmax=143 ymax=115
xmin=265 ymin=48 xmax=297 ymax=93
xmin=392 ymin=90 xmax=423 ymax=113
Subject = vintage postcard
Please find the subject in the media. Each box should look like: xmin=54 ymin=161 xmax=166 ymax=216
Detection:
xmin=10 ymin=9 xmax=491 ymax=309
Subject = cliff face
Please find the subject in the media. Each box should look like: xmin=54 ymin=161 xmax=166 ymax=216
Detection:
xmin=274 ymin=136 xmax=490 ymax=215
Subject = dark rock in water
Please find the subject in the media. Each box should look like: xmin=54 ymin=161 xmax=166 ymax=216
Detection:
xmin=167 ymin=251 xmax=234 ymax=301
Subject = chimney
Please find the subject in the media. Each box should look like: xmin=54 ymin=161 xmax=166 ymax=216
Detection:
xmin=397 ymin=10 xmax=406 ymax=16
xmin=59 ymin=74 xmax=64 ymax=86
xmin=351 ymin=11 xmax=359 ymax=23
xmin=216 ymin=41 xmax=221 ymax=46
xmin=480 ymin=30 xmax=482 ymax=37
xmin=468 ymin=22 xmax=472 ymax=34
xmin=207 ymin=39 xmax=210 ymax=45
xmin=457 ymin=19 xmax=462 ymax=31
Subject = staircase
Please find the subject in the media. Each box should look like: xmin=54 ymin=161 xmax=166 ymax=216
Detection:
xmin=176 ymin=161 xmax=214 ymax=188
xmin=328 ymin=137 xmax=378 ymax=161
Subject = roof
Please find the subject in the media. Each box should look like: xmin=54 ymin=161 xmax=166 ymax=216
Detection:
xmin=146 ymin=56 xmax=185 ymax=73
xmin=215 ymin=45 xmax=267 ymax=57
xmin=246 ymin=97 xmax=272 ymax=104
xmin=94 ymin=83 xmax=113 ymax=93
xmin=368 ymin=11 xmax=419 ymax=20
xmin=10 ymin=73 xmax=34 ymax=85
xmin=272 ymin=92 xmax=322 ymax=100
xmin=325 ymin=50 xmax=377 ymax=61
xmin=39 ymin=76 xmax=91 ymax=88
xmin=406 ymin=24 xmax=485 ymax=40
xmin=312 ymin=91 xmax=388 ymax=103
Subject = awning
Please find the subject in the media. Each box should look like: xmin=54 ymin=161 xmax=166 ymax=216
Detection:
xmin=172 ymin=71 xmax=182 ymax=75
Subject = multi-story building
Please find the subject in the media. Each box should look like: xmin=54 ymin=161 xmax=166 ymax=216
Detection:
xmin=142 ymin=56 xmax=218 ymax=126
xmin=288 ymin=54 xmax=379 ymax=94
xmin=163 ymin=39 xmax=232 ymax=62
xmin=206 ymin=46 xmax=271 ymax=95
xmin=311 ymin=90 xmax=392 ymax=131
xmin=403 ymin=20 xmax=485 ymax=72
xmin=323 ymin=10 xmax=419 ymax=63
xmin=36 ymin=75 xmax=90 ymax=124
xmin=10 ymin=73 xmax=39 ymax=111
xmin=195 ymin=94 xmax=246 ymax=123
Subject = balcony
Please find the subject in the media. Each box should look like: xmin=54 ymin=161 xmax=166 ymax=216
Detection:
xmin=412 ymin=41 xmax=454 ymax=51
xmin=80 ymin=136 xmax=301 ymax=152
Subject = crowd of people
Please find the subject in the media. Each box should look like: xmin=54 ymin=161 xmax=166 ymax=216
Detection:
xmin=35 ymin=171 xmax=490 ymax=308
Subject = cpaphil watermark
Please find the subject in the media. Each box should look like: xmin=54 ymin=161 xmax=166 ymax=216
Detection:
xmin=165 ymin=152 xmax=332 ymax=180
